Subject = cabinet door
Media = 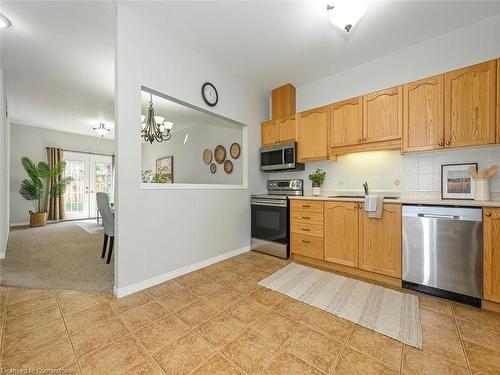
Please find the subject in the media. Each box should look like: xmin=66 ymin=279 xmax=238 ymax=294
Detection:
xmin=497 ymin=59 xmax=500 ymax=144
xmin=297 ymin=105 xmax=330 ymax=161
xmin=277 ymin=114 xmax=297 ymax=144
xmin=363 ymin=86 xmax=402 ymax=143
xmin=324 ymin=201 xmax=359 ymax=267
xmin=444 ymin=60 xmax=496 ymax=148
xmin=359 ymin=204 xmax=401 ymax=278
xmin=261 ymin=120 xmax=278 ymax=146
xmin=403 ymin=75 xmax=444 ymax=152
xmin=483 ymin=208 xmax=500 ymax=303
xmin=330 ymin=97 xmax=363 ymax=147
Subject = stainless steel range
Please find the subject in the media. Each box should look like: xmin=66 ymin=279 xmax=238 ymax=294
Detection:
xmin=251 ymin=179 xmax=303 ymax=259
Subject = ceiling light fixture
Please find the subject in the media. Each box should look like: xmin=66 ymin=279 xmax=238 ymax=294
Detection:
xmin=0 ymin=13 xmax=11 ymax=29
xmin=327 ymin=0 xmax=368 ymax=33
xmin=93 ymin=123 xmax=111 ymax=138
xmin=141 ymin=93 xmax=173 ymax=143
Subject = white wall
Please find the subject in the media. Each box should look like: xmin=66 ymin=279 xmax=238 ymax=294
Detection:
xmin=281 ymin=14 xmax=500 ymax=195
xmin=0 ymin=68 xmax=10 ymax=258
xmin=141 ymin=121 xmax=243 ymax=185
xmin=10 ymin=124 xmax=115 ymax=225
xmin=115 ymin=3 xmax=267 ymax=294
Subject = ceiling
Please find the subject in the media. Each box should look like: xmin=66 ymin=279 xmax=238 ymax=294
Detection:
xmin=2 ymin=1 xmax=500 ymax=138
xmin=132 ymin=0 xmax=500 ymax=89
xmin=1 ymin=1 xmax=115 ymax=138
xmin=141 ymin=90 xmax=241 ymax=135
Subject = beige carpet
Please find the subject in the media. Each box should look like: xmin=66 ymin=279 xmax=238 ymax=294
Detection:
xmin=75 ymin=219 xmax=104 ymax=234
xmin=259 ymin=262 xmax=422 ymax=348
xmin=0 ymin=221 xmax=113 ymax=293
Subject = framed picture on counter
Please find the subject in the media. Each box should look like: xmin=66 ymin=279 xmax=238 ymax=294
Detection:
xmin=156 ymin=156 xmax=174 ymax=183
xmin=441 ymin=163 xmax=477 ymax=200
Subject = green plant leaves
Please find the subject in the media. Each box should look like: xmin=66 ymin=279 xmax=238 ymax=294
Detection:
xmin=19 ymin=179 xmax=41 ymax=201
xmin=49 ymin=176 xmax=73 ymax=197
xmin=21 ymin=157 xmax=43 ymax=188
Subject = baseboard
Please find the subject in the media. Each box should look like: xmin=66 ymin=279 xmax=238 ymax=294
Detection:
xmin=0 ymin=228 xmax=7 ymax=259
xmin=10 ymin=222 xmax=29 ymax=227
xmin=113 ymin=245 xmax=251 ymax=298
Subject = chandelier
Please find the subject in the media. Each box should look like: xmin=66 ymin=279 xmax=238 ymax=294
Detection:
xmin=141 ymin=94 xmax=174 ymax=144
xmin=93 ymin=123 xmax=111 ymax=138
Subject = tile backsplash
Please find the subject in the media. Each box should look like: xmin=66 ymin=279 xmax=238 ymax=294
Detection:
xmin=276 ymin=145 xmax=500 ymax=195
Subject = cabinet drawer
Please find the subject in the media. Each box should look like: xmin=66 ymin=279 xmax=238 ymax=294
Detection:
xmin=290 ymin=211 xmax=323 ymax=226
xmin=291 ymin=221 xmax=323 ymax=238
xmin=291 ymin=233 xmax=324 ymax=260
xmin=290 ymin=200 xmax=323 ymax=214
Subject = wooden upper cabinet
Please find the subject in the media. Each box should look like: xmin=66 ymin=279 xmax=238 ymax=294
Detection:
xmin=297 ymin=105 xmax=330 ymax=161
xmin=324 ymin=201 xmax=359 ymax=267
xmin=444 ymin=60 xmax=497 ymax=148
xmin=497 ymin=59 xmax=500 ymax=144
xmin=261 ymin=120 xmax=278 ymax=146
xmin=277 ymin=114 xmax=297 ymax=144
xmin=358 ymin=204 xmax=401 ymax=278
xmin=403 ymin=75 xmax=444 ymax=152
xmin=272 ymin=84 xmax=296 ymax=120
xmin=363 ymin=86 xmax=402 ymax=143
xmin=330 ymin=97 xmax=363 ymax=148
xmin=483 ymin=207 xmax=500 ymax=303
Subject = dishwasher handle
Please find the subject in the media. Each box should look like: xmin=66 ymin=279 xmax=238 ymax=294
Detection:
xmin=417 ymin=213 xmax=460 ymax=220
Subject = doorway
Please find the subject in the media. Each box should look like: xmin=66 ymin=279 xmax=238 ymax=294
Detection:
xmin=63 ymin=151 xmax=114 ymax=220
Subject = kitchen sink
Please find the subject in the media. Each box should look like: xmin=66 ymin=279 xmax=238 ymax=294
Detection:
xmin=328 ymin=195 xmax=399 ymax=200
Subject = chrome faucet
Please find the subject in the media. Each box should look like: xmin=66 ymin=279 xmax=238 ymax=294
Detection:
xmin=362 ymin=181 xmax=369 ymax=196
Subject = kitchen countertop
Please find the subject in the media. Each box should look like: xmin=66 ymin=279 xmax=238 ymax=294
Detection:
xmin=289 ymin=195 xmax=500 ymax=208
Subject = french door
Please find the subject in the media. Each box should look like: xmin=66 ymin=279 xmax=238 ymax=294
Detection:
xmin=63 ymin=151 xmax=113 ymax=220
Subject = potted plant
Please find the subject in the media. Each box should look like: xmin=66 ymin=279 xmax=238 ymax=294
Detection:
xmin=309 ymin=168 xmax=326 ymax=196
xmin=19 ymin=157 xmax=73 ymax=227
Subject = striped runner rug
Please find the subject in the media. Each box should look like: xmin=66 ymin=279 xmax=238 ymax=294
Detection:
xmin=258 ymin=262 xmax=422 ymax=348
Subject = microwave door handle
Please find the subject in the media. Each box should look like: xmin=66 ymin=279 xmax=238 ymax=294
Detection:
xmin=282 ymin=148 xmax=286 ymax=165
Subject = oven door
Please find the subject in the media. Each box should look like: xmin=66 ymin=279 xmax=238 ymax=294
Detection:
xmin=251 ymin=199 xmax=287 ymax=244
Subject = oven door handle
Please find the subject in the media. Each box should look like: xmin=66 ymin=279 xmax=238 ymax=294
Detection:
xmin=251 ymin=200 xmax=287 ymax=207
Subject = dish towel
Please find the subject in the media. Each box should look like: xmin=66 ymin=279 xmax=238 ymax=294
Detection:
xmin=365 ymin=195 xmax=384 ymax=219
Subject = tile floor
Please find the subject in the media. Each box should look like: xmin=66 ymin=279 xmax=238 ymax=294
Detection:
xmin=1 ymin=251 xmax=500 ymax=374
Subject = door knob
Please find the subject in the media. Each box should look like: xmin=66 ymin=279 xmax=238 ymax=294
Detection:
xmin=486 ymin=212 xmax=492 ymax=217
xmin=357 ymin=138 xmax=362 ymax=143
xmin=363 ymin=137 xmax=367 ymax=141
xmin=353 ymin=204 xmax=358 ymax=208
xmin=445 ymin=140 xmax=451 ymax=145
xmin=438 ymin=140 xmax=443 ymax=146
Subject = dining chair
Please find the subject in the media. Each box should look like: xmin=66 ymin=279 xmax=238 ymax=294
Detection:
xmin=96 ymin=192 xmax=114 ymax=264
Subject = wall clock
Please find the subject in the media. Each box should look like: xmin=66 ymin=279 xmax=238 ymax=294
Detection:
xmin=201 ymin=82 xmax=218 ymax=107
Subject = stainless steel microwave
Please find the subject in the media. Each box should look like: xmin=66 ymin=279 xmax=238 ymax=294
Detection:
xmin=260 ymin=142 xmax=304 ymax=172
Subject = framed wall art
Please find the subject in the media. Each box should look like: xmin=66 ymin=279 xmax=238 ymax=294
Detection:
xmin=441 ymin=163 xmax=477 ymax=200
xmin=156 ymin=156 xmax=174 ymax=183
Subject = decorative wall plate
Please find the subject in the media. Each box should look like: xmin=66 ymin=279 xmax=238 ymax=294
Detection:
xmin=224 ymin=160 xmax=233 ymax=174
xmin=230 ymin=143 xmax=241 ymax=159
xmin=202 ymin=148 xmax=212 ymax=165
xmin=210 ymin=163 xmax=217 ymax=174
xmin=214 ymin=145 xmax=226 ymax=164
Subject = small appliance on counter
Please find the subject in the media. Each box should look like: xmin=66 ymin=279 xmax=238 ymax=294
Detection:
xmin=260 ymin=142 xmax=304 ymax=172
xmin=251 ymin=179 xmax=303 ymax=259
xmin=402 ymin=205 xmax=483 ymax=307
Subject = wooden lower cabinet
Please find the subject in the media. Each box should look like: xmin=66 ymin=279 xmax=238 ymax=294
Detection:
xmin=290 ymin=200 xmax=324 ymax=260
xmin=483 ymin=207 xmax=500 ymax=303
xmin=358 ymin=204 xmax=402 ymax=278
xmin=291 ymin=233 xmax=324 ymax=260
xmin=292 ymin=200 xmax=402 ymax=280
xmin=324 ymin=201 xmax=359 ymax=267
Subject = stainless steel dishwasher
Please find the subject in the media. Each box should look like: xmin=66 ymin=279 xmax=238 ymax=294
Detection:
xmin=402 ymin=205 xmax=483 ymax=307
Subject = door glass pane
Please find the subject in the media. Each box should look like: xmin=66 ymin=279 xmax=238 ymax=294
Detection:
xmin=64 ymin=160 xmax=85 ymax=214
xmin=95 ymin=162 xmax=113 ymax=201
